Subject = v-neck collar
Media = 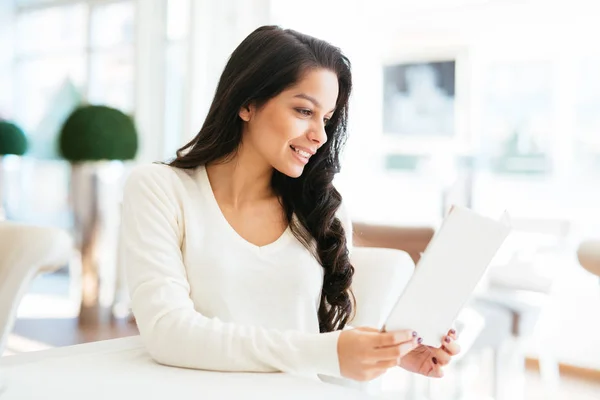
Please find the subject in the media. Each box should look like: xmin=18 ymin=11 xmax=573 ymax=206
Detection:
xmin=196 ymin=165 xmax=293 ymax=256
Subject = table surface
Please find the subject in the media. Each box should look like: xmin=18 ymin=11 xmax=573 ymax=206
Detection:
xmin=0 ymin=336 xmax=380 ymax=400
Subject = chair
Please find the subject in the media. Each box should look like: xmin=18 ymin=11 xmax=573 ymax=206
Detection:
xmin=349 ymin=247 xmax=415 ymax=329
xmin=0 ymin=221 xmax=73 ymax=354
xmin=470 ymin=217 xmax=572 ymax=400
xmin=577 ymin=239 xmax=600 ymax=282
xmin=321 ymin=245 xmax=485 ymax=397
xmin=352 ymin=222 xmax=435 ymax=265
xmin=319 ymin=246 xmax=415 ymax=394
xmin=351 ymin=221 xmax=487 ymax=398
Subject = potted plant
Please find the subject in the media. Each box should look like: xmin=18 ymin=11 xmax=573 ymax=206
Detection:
xmin=59 ymin=105 xmax=138 ymax=322
xmin=0 ymin=120 xmax=28 ymax=219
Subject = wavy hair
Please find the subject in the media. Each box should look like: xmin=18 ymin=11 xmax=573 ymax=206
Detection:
xmin=169 ymin=25 xmax=354 ymax=332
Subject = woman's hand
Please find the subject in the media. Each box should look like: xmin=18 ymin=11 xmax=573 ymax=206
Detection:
xmin=338 ymin=327 xmax=420 ymax=382
xmin=399 ymin=329 xmax=461 ymax=378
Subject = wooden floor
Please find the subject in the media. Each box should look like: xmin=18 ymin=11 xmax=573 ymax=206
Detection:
xmin=4 ymin=309 xmax=138 ymax=356
xmin=10 ymin=313 xmax=138 ymax=349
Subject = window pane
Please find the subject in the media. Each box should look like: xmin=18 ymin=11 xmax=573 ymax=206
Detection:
xmin=90 ymin=1 xmax=135 ymax=49
xmin=16 ymin=4 xmax=87 ymax=57
xmin=6 ymin=158 xmax=72 ymax=230
xmin=14 ymin=55 xmax=86 ymax=159
xmin=88 ymin=49 xmax=135 ymax=113
xmin=574 ymin=59 xmax=600 ymax=174
xmin=164 ymin=41 xmax=188 ymax=159
xmin=16 ymin=0 xmax=59 ymax=6
xmin=167 ymin=0 xmax=191 ymax=41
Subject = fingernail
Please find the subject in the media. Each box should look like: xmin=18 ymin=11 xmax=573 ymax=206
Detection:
xmin=445 ymin=336 xmax=451 ymax=343
xmin=450 ymin=329 xmax=456 ymax=335
xmin=432 ymin=357 xmax=438 ymax=365
xmin=417 ymin=337 xmax=423 ymax=344
xmin=412 ymin=331 xmax=418 ymax=337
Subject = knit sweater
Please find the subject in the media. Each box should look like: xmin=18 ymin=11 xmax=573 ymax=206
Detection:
xmin=118 ymin=163 xmax=353 ymax=379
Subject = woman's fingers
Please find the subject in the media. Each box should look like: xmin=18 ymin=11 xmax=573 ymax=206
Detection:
xmin=353 ymin=327 xmax=422 ymax=365
xmin=441 ymin=334 xmax=461 ymax=355
xmin=448 ymin=328 xmax=458 ymax=341
xmin=376 ymin=329 xmax=419 ymax=348
xmin=428 ymin=365 xmax=445 ymax=378
xmin=377 ymin=339 xmax=419 ymax=360
xmin=430 ymin=347 xmax=451 ymax=366
xmin=375 ymin=358 xmax=401 ymax=369
xmin=369 ymin=337 xmax=419 ymax=362
xmin=351 ymin=327 xmax=462 ymax=372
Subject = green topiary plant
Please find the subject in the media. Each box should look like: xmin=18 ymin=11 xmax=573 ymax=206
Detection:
xmin=0 ymin=120 xmax=28 ymax=156
xmin=59 ymin=105 xmax=138 ymax=162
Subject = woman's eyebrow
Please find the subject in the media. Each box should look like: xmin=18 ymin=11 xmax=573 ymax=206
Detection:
xmin=294 ymin=93 xmax=335 ymax=114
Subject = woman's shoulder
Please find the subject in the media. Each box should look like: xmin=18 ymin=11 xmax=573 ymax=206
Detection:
xmin=126 ymin=162 xmax=176 ymax=181
xmin=123 ymin=163 xmax=200 ymax=200
xmin=126 ymin=163 xmax=199 ymax=186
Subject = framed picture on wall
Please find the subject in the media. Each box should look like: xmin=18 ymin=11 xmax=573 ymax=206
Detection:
xmin=380 ymin=47 xmax=470 ymax=171
xmin=383 ymin=60 xmax=456 ymax=138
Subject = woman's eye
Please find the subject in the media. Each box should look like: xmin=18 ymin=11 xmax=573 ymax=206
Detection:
xmin=323 ymin=118 xmax=331 ymax=126
xmin=296 ymin=108 xmax=313 ymax=117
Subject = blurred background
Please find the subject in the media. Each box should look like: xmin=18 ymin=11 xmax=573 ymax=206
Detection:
xmin=1 ymin=0 xmax=599 ymax=399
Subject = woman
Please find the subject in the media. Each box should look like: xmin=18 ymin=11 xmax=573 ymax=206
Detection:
xmin=119 ymin=25 xmax=460 ymax=383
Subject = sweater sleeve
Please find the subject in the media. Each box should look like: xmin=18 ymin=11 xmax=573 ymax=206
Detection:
xmin=118 ymin=165 xmax=342 ymax=377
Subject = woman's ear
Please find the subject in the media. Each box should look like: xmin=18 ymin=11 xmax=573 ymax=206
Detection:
xmin=238 ymin=104 xmax=254 ymax=122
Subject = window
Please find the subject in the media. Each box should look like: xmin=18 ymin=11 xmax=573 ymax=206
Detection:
xmin=88 ymin=1 xmax=135 ymax=112
xmin=574 ymin=59 xmax=600 ymax=176
xmin=14 ymin=4 xmax=87 ymax=159
xmin=9 ymin=0 xmax=135 ymax=225
xmin=163 ymin=0 xmax=191 ymax=159
xmin=16 ymin=4 xmax=87 ymax=57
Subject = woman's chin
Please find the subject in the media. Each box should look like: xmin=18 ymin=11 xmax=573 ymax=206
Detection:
xmin=274 ymin=164 xmax=305 ymax=178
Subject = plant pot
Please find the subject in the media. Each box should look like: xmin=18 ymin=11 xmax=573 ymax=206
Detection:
xmin=0 ymin=156 xmax=5 ymax=220
xmin=69 ymin=161 xmax=126 ymax=324
xmin=0 ymin=155 xmax=25 ymax=221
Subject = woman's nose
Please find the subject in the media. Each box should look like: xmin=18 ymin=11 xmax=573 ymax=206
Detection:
xmin=307 ymin=123 xmax=328 ymax=147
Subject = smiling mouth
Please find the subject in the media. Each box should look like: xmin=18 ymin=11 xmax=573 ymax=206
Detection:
xmin=290 ymin=145 xmax=312 ymax=164
xmin=290 ymin=145 xmax=312 ymax=158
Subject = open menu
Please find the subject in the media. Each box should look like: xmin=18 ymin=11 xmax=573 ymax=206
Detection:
xmin=383 ymin=205 xmax=512 ymax=346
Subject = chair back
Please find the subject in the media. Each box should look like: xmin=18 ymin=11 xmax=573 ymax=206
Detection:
xmin=0 ymin=222 xmax=72 ymax=354
xmin=349 ymin=247 xmax=415 ymax=329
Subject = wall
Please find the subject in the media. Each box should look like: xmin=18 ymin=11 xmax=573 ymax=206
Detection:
xmin=271 ymin=0 xmax=600 ymax=370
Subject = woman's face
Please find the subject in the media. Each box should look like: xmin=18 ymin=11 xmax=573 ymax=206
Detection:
xmin=239 ymin=68 xmax=339 ymax=178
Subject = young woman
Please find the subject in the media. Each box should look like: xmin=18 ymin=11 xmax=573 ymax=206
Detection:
xmin=119 ymin=25 xmax=460 ymax=383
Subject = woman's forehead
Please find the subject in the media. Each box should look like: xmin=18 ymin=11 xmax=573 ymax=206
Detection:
xmin=285 ymin=69 xmax=339 ymax=110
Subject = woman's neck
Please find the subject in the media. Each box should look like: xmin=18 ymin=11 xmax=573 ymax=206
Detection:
xmin=206 ymin=144 xmax=274 ymax=208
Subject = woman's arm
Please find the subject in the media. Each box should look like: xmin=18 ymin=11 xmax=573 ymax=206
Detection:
xmin=118 ymin=165 xmax=342 ymax=377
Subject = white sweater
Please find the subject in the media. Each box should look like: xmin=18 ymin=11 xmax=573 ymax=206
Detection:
xmin=118 ymin=164 xmax=353 ymax=379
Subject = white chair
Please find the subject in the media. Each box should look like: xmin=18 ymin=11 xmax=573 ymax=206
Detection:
xmin=319 ymin=247 xmax=415 ymax=394
xmin=0 ymin=221 xmax=73 ymax=354
xmin=321 ymin=246 xmax=485 ymax=397
xmin=577 ymin=239 xmax=600 ymax=282
xmin=349 ymin=247 xmax=416 ymax=329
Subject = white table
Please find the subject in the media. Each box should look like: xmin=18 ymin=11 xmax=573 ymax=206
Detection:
xmin=0 ymin=336 xmax=382 ymax=399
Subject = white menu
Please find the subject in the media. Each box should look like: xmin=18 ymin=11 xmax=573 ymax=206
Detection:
xmin=383 ymin=205 xmax=512 ymax=346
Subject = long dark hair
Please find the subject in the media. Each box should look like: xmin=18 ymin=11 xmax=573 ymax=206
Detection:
xmin=169 ymin=25 xmax=354 ymax=332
